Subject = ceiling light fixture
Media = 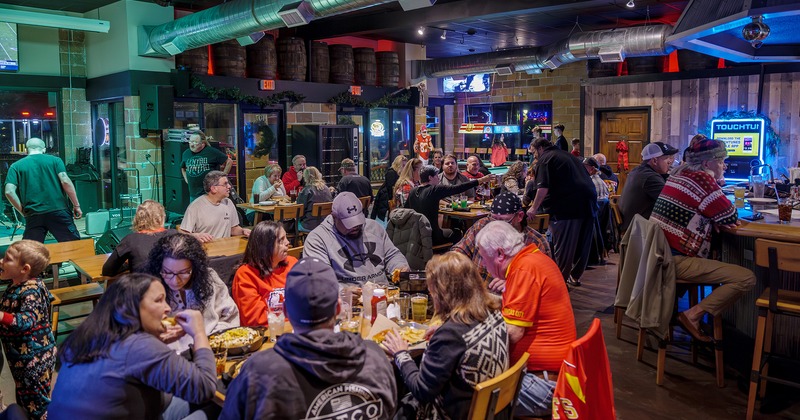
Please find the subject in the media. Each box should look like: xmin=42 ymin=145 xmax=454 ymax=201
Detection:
xmin=417 ymin=27 xmax=425 ymax=36
xmin=441 ymin=30 xmax=447 ymax=40
xmin=742 ymin=15 xmax=770 ymax=49
xmin=0 ymin=7 xmax=110 ymax=33
xmin=626 ymin=0 xmax=635 ymax=8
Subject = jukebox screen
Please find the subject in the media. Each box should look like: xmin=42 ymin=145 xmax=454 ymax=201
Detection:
xmin=710 ymin=118 xmax=764 ymax=158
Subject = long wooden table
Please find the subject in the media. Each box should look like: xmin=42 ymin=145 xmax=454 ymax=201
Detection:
xmin=236 ymin=203 xmax=278 ymax=224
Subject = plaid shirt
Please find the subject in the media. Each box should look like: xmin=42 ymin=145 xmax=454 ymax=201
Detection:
xmin=452 ymin=216 xmax=552 ymax=282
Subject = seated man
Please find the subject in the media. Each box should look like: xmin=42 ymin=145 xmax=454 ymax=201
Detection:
xmin=336 ymin=158 xmax=373 ymax=216
xmin=476 ymin=221 xmax=576 ymax=417
xmin=221 ymin=257 xmax=397 ymax=419
xmin=407 ymin=165 xmax=492 ymax=246
xmin=650 ymin=135 xmax=755 ymax=342
xmin=181 ymin=171 xmax=251 ymax=243
xmin=618 ymin=141 xmax=678 ymax=231
xmin=303 ymin=192 xmax=410 ymax=285
xmin=583 ymin=157 xmax=609 ymax=201
xmin=592 ymin=153 xmax=619 ymax=185
xmin=452 ymin=191 xmax=551 ymax=286
xmin=438 ymin=154 xmax=474 ymax=198
xmin=281 ymin=154 xmax=306 ymax=194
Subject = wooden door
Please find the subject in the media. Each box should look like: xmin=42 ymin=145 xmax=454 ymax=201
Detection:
xmin=598 ymin=109 xmax=649 ymax=191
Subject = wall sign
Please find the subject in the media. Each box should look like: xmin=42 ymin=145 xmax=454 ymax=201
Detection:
xmin=710 ymin=118 xmax=764 ymax=158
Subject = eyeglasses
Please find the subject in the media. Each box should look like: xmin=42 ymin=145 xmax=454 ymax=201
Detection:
xmin=214 ymin=181 xmax=231 ymax=188
xmin=160 ymin=269 xmax=192 ymax=280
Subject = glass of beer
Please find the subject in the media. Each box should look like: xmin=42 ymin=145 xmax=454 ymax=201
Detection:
xmin=214 ymin=347 xmax=228 ymax=376
xmin=734 ymin=186 xmax=746 ymax=199
xmin=411 ymin=294 xmax=428 ymax=323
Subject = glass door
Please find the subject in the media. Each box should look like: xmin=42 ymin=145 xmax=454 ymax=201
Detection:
xmin=242 ymin=110 xmax=282 ymax=203
xmin=368 ymin=108 xmax=390 ymax=183
xmin=93 ymin=101 xmax=127 ymax=209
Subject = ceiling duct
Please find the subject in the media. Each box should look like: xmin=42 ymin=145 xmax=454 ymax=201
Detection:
xmin=140 ymin=0 xmax=397 ymax=57
xmin=415 ymin=24 xmax=672 ymax=78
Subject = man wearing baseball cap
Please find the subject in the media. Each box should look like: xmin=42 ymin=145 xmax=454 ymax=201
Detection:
xmin=221 ymin=257 xmax=396 ymax=419
xmin=619 ymin=141 xmax=679 ymax=231
xmin=303 ymin=192 xmax=410 ymax=285
xmin=335 ymin=158 xmax=373 ymax=215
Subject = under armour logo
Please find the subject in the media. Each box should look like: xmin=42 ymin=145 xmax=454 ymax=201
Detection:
xmin=347 ymin=205 xmax=358 ymax=214
xmin=337 ymin=242 xmax=383 ymax=273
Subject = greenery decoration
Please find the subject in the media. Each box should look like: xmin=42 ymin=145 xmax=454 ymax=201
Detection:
xmin=701 ymin=110 xmax=781 ymax=157
xmin=328 ymin=90 xmax=413 ymax=108
xmin=190 ymin=75 xmax=305 ymax=107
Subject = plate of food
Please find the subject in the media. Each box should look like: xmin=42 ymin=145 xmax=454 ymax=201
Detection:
xmin=746 ymin=198 xmax=776 ymax=205
xmin=258 ymin=200 xmax=277 ymax=206
xmin=277 ymin=201 xmax=296 ymax=206
xmin=370 ymin=326 xmax=427 ymax=346
xmin=208 ymin=326 xmax=266 ymax=356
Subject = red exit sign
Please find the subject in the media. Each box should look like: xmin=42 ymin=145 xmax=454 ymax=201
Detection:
xmin=259 ymin=80 xmax=275 ymax=91
xmin=350 ymin=86 xmax=362 ymax=96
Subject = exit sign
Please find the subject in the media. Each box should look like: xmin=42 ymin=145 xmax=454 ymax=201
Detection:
xmin=259 ymin=80 xmax=275 ymax=91
xmin=350 ymin=86 xmax=362 ymax=96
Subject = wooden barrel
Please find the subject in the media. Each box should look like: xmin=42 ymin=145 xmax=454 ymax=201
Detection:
xmin=175 ymin=47 xmax=209 ymax=75
xmin=376 ymin=51 xmax=400 ymax=87
xmin=329 ymin=44 xmax=354 ymax=85
xmin=587 ymin=60 xmax=619 ymax=78
xmin=353 ymin=47 xmax=376 ymax=86
xmin=625 ymin=56 xmax=662 ymax=75
xmin=276 ymin=37 xmax=307 ymax=81
xmin=246 ymin=34 xmax=277 ymax=79
xmin=309 ymin=41 xmax=330 ymax=83
xmin=678 ymin=50 xmax=719 ymax=72
xmin=212 ymin=40 xmax=246 ymax=77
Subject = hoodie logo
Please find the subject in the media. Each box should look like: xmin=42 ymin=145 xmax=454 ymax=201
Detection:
xmin=347 ymin=205 xmax=358 ymax=215
xmin=306 ymin=383 xmax=384 ymax=420
xmin=337 ymin=242 xmax=382 ymax=273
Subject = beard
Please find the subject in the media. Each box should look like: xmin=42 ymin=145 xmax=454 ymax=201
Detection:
xmin=345 ymin=227 xmax=363 ymax=240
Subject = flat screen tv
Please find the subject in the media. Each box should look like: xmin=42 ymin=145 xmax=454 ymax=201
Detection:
xmin=0 ymin=22 xmax=19 ymax=72
xmin=442 ymin=73 xmax=491 ymax=93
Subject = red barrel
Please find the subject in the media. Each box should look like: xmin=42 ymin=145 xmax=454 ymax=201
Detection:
xmin=277 ymin=37 xmax=307 ymax=81
xmin=376 ymin=51 xmax=400 ymax=87
xmin=246 ymin=34 xmax=277 ymax=79
xmin=309 ymin=41 xmax=330 ymax=83
xmin=329 ymin=44 xmax=354 ymax=84
xmin=212 ymin=40 xmax=246 ymax=77
xmin=176 ymin=46 xmax=209 ymax=75
xmin=354 ymin=47 xmax=377 ymax=86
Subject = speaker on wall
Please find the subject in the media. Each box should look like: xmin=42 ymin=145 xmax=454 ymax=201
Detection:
xmin=139 ymin=85 xmax=174 ymax=130
xmin=164 ymin=176 xmax=190 ymax=215
xmin=163 ymin=141 xmax=189 ymax=179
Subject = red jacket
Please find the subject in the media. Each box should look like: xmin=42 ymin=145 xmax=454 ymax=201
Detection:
xmin=282 ymin=167 xmax=303 ymax=193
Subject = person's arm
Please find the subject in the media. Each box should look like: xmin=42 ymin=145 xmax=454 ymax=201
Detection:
xmin=450 ymin=225 xmax=477 ymax=258
xmin=430 ymin=180 xmax=479 ymax=201
xmin=0 ymin=282 xmax=48 ymax=332
xmin=222 ymin=157 xmax=233 ymax=174
xmin=101 ymin=240 xmax=130 ymax=276
xmin=181 ymin=168 xmax=188 ymax=184
xmin=4 ymin=184 xmax=23 ymax=215
xmin=381 ymin=229 xmax=410 ymax=273
xmin=506 ymin=324 xmax=526 ymax=344
xmin=299 ymin=230 xmax=330 ymax=263
xmin=58 ymin=172 xmax=82 ymax=218
xmin=231 ymin=266 xmax=269 ymax=326
xmin=527 ymin=187 xmax=548 ymax=217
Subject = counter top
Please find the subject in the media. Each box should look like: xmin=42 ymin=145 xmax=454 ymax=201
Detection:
xmin=722 ymin=206 xmax=800 ymax=243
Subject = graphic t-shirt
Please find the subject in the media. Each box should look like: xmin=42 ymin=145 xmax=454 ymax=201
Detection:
xmin=181 ymin=146 xmax=228 ymax=201
xmin=5 ymin=154 xmax=69 ymax=216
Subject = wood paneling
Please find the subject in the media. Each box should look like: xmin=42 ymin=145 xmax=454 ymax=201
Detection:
xmin=585 ymin=72 xmax=800 ymax=170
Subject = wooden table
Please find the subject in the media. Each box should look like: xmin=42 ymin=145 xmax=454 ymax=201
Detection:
xmin=237 ymin=203 xmax=277 ymax=225
xmin=203 ymin=236 xmax=249 ymax=257
xmin=439 ymin=204 xmax=491 ymax=229
xmin=70 ymin=253 xmax=112 ymax=283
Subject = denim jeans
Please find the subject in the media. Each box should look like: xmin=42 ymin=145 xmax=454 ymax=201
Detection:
xmin=515 ymin=372 xmax=556 ymax=417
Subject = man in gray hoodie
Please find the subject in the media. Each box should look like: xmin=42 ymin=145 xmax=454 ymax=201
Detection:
xmin=221 ymin=257 xmax=397 ymax=419
xmin=303 ymin=192 xmax=409 ymax=285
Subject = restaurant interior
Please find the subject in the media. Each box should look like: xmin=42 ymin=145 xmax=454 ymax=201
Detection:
xmin=1 ymin=0 xmax=800 ymax=417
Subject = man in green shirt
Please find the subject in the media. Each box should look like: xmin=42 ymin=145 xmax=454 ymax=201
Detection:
xmin=181 ymin=131 xmax=232 ymax=202
xmin=4 ymin=138 xmax=82 ymax=242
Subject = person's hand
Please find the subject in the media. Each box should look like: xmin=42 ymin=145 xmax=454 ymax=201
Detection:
xmin=423 ymin=324 xmax=439 ymax=341
xmin=159 ymin=325 xmax=186 ymax=344
xmin=242 ymin=228 xmax=251 ymax=238
xmin=273 ymin=179 xmax=282 ymax=188
xmin=488 ymin=277 xmax=506 ymax=294
xmin=382 ymin=330 xmax=408 ymax=356
xmin=73 ymin=206 xmax=82 ymax=219
xmin=175 ymin=310 xmax=206 ymax=339
xmin=526 ymin=207 xmax=538 ymax=219
xmin=479 ymin=174 xmax=494 ymax=184
xmin=193 ymin=232 xmax=214 ymax=243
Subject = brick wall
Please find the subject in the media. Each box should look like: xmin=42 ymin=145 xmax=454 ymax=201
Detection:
xmin=59 ymin=29 xmax=90 ymax=166
xmin=123 ymin=96 xmax=163 ymax=203
xmin=286 ymin=103 xmax=337 ymax=125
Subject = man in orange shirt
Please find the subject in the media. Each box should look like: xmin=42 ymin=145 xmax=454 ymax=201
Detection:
xmin=477 ymin=221 xmax=576 ymax=417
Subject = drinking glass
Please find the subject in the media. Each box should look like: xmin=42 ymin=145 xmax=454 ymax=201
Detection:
xmin=340 ymin=308 xmax=362 ymax=334
xmin=214 ymin=347 xmax=228 ymax=376
xmin=411 ymin=294 xmax=428 ymax=323
xmin=734 ymin=186 xmax=745 ymax=199
xmin=778 ymin=203 xmax=793 ymax=224
xmin=397 ymin=293 xmax=411 ymax=321
xmin=751 ymin=175 xmax=765 ymax=199
xmin=267 ymin=311 xmax=285 ymax=342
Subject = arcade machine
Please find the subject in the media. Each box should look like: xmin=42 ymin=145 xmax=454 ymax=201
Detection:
xmin=710 ymin=117 xmax=765 ymax=183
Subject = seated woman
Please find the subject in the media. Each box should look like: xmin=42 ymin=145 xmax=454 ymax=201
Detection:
xmin=250 ymin=163 xmax=286 ymax=203
xmin=394 ymin=157 xmax=422 ymax=208
xmin=384 ymin=252 xmax=509 ymax=420
xmin=232 ymin=221 xmax=298 ymax=326
xmin=145 ymin=233 xmax=240 ymax=352
xmin=49 ymin=273 xmax=216 ymax=419
xmin=501 ymin=161 xmax=527 ymax=195
xmin=102 ymin=200 xmax=176 ymax=276
xmin=297 ymin=166 xmax=333 ymax=233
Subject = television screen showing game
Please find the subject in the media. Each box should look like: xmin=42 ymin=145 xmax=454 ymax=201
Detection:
xmin=442 ymin=73 xmax=491 ymax=93
xmin=710 ymin=118 xmax=763 ymax=158
xmin=0 ymin=22 xmax=19 ymax=72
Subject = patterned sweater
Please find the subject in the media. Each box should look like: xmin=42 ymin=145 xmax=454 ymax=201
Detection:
xmin=650 ymin=169 xmax=737 ymax=258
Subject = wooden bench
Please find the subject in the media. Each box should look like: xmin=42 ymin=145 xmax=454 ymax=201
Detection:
xmin=44 ymin=238 xmax=96 ymax=288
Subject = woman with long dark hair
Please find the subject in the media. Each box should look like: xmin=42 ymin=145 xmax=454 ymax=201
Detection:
xmin=232 ymin=221 xmax=298 ymax=326
xmin=145 ymin=233 xmax=239 ymax=352
xmin=49 ymin=273 xmax=216 ymax=419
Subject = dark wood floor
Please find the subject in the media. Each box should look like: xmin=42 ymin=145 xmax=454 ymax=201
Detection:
xmin=573 ymin=253 xmax=800 ymax=420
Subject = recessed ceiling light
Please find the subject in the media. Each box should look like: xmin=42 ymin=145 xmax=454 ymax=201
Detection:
xmin=626 ymin=0 xmax=635 ymax=7
xmin=417 ymin=27 xmax=425 ymax=35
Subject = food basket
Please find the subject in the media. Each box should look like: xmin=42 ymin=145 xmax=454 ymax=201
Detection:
xmin=208 ymin=326 xmax=266 ymax=356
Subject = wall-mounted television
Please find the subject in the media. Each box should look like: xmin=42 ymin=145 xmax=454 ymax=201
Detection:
xmin=0 ymin=22 xmax=19 ymax=72
xmin=442 ymin=73 xmax=491 ymax=93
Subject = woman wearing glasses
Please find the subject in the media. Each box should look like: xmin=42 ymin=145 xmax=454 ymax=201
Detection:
xmin=145 ymin=233 xmax=240 ymax=352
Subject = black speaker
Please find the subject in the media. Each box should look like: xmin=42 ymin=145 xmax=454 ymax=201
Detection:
xmin=164 ymin=176 xmax=190 ymax=215
xmin=139 ymin=85 xmax=174 ymax=130
xmin=95 ymin=226 xmax=133 ymax=254
xmin=163 ymin=141 xmax=189 ymax=178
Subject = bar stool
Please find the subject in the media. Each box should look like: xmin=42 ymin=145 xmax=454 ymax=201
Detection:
xmin=746 ymin=239 xmax=800 ymax=419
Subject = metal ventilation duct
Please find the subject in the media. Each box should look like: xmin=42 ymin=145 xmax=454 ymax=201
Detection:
xmin=414 ymin=24 xmax=673 ymax=79
xmin=140 ymin=0 xmax=397 ymax=57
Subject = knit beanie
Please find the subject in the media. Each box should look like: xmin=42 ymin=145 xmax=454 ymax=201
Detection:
xmin=686 ymin=136 xmax=727 ymax=165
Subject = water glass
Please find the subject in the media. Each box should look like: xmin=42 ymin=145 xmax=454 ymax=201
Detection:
xmin=751 ymin=175 xmax=765 ymax=199
xmin=411 ymin=293 xmax=428 ymax=323
xmin=340 ymin=308 xmax=362 ymax=334
xmin=397 ymin=293 xmax=411 ymax=321
xmin=268 ymin=311 xmax=285 ymax=342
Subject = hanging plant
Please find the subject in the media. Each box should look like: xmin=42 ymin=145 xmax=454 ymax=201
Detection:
xmin=328 ymin=90 xmax=413 ymax=108
xmin=190 ymin=75 xmax=305 ymax=107
xmin=701 ymin=110 xmax=781 ymax=157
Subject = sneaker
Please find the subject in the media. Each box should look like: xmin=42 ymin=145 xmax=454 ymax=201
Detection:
xmin=566 ymin=276 xmax=582 ymax=287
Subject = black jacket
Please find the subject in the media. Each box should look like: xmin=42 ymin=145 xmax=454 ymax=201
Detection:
xmin=371 ymin=169 xmax=399 ymax=220
xmin=407 ymin=181 xmax=478 ymax=245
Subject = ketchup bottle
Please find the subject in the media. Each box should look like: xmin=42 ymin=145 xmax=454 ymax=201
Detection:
xmin=371 ymin=289 xmax=387 ymax=324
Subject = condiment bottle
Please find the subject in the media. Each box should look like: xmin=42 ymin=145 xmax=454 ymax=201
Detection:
xmin=371 ymin=289 xmax=387 ymax=324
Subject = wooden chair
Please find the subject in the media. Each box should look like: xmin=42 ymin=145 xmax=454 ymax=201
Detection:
xmin=273 ymin=204 xmax=305 ymax=246
xmin=287 ymin=246 xmax=303 ymax=259
xmin=529 ymin=214 xmax=549 ymax=233
xmin=608 ymin=194 xmax=624 ymax=253
xmin=311 ymin=202 xmax=333 ymax=218
xmin=746 ymin=239 xmax=800 ymax=419
xmin=514 ymin=148 xmax=527 ymax=161
xmin=474 ymin=148 xmax=488 ymax=161
xmin=51 ymin=281 xmax=105 ymax=340
xmin=358 ymin=196 xmax=371 ymax=213
xmin=432 ymin=243 xmax=453 ymax=254
xmin=467 ymin=353 xmax=529 ymax=420
xmin=44 ymin=238 xmax=96 ymax=288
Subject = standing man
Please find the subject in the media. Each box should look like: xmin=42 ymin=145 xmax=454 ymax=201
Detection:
xmin=553 ymin=123 xmax=568 ymax=152
xmin=181 ymin=131 xmax=232 ymax=202
xmin=438 ymin=154 xmax=473 ymax=198
xmin=4 ymin=138 xmax=82 ymax=242
xmin=618 ymin=141 xmax=678 ymax=231
xmin=180 ymin=171 xmax=251 ymax=243
xmin=336 ymin=158 xmax=373 ymax=216
xmin=476 ymin=221 xmax=576 ymax=417
xmin=282 ymin=155 xmax=307 ymax=194
xmin=527 ymin=138 xmax=597 ymax=287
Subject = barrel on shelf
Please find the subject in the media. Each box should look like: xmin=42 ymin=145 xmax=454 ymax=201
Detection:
xmin=677 ymin=50 xmax=720 ymax=72
xmin=212 ymin=40 xmax=246 ymax=77
xmin=309 ymin=41 xmax=330 ymax=83
xmin=625 ymin=56 xmax=662 ymax=75
xmin=329 ymin=44 xmax=354 ymax=85
xmin=175 ymin=46 xmax=209 ymax=75
xmin=376 ymin=51 xmax=400 ymax=87
xmin=354 ymin=47 xmax=377 ymax=86
xmin=587 ymin=60 xmax=619 ymax=78
xmin=277 ymin=37 xmax=307 ymax=81
xmin=246 ymin=34 xmax=277 ymax=79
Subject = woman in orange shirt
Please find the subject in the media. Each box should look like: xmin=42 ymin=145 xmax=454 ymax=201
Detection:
xmin=232 ymin=221 xmax=298 ymax=326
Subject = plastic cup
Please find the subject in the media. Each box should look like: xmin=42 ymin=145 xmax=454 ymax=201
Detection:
xmin=268 ymin=311 xmax=285 ymax=342
xmin=734 ymin=186 xmax=745 ymax=199
xmin=397 ymin=293 xmax=411 ymax=321
xmin=214 ymin=347 xmax=228 ymax=376
xmin=411 ymin=294 xmax=428 ymax=323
